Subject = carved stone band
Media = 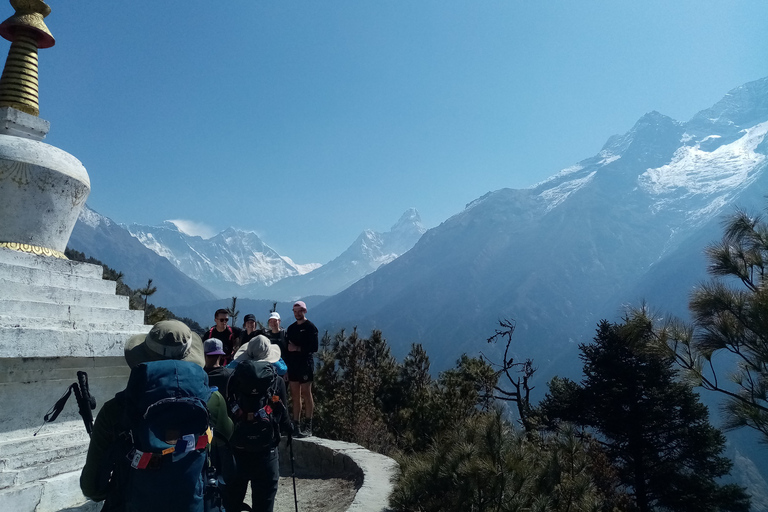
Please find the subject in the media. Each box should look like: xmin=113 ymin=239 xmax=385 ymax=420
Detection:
xmin=0 ymin=241 xmax=66 ymax=258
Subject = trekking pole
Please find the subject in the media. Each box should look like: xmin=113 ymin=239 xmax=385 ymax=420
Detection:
xmin=37 ymin=371 xmax=96 ymax=436
xmin=289 ymin=433 xmax=299 ymax=512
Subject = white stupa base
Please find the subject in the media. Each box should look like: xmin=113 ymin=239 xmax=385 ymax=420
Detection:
xmin=0 ymin=247 xmax=149 ymax=512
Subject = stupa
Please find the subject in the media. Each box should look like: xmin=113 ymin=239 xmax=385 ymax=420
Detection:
xmin=0 ymin=1 xmax=149 ymax=510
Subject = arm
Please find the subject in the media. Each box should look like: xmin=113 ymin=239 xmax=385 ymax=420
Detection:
xmin=308 ymin=322 xmax=319 ymax=353
xmin=80 ymin=397 xmax=122 ymax=502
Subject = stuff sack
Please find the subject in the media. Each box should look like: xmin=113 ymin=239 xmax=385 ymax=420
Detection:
xmin=228 ymin=360 xmax=283 ymax=453
xmin=119 ymin=360 xmax=212 ymax=512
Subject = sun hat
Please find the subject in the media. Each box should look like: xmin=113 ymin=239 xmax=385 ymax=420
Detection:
xmin=124 ymin=320 xmax=205 ymax=369
xmin=204 ymin=338 xmax=226 ymax=356
xmin=233 ymin=334 xmax=281 ymax=364
xmin=268 ymin=312 xmax=280 ymax=321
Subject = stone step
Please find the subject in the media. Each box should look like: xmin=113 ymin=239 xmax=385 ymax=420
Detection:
xmin=0 ymin=314 xmax=146 ymax=334
xmin=0 ymin=247 xmax=102 ymax=280
xmin=0 ymin=425 xmax=88 ymax=458
xmin=0 ymin=299 xmax=144 ymax=326
xmin=0 ymin=279 xmax=129 ymax=310
xmin=0 ymin=470 xmax=94 ymax=512
xmin=0 ymin=443 xmax=86 ymax=473
xmin=0 ymin=452 xmax=87 ymax=489
xmin=0 ymin=263 xmax=116 ymax=295
xmin=0 ymin=326 xmax=149 ymax=358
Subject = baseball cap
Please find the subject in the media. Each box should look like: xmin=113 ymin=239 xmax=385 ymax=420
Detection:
xmin=204 ymin=338 xmax=226 ymax=356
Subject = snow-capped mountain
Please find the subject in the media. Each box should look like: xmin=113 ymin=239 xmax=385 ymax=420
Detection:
xmin=310 ymin=78 xmax=768 ymax=500
xmin=313 ymin=77 xmax=768 ymax=374
xmin=124 ymin=222 xmax=320 ymax=298
xmin=125 ymin=209 xmax=425 ymax=300
xmin=67 ymin=206 xmax=216 ymax=306
xmin=250 ymin=208 xmax=427 ymax=300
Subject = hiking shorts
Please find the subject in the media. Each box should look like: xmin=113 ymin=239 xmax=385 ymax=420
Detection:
xmin=287 ymin=354 xmax=314 ymax=383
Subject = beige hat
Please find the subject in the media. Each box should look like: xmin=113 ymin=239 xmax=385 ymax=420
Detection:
xmin=124 ymin=320 xmax=205 ymax=369
xmin=233 ymin=334 xmax=281 ymax=364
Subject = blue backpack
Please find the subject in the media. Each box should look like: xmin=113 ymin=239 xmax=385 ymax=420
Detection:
xmin=112 ymin=360 xmax=212 ymax=512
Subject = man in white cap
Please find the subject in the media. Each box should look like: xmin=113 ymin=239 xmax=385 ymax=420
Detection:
xmin=285 ymin=300 xmax=318 ymax=437
xmin=80 ymin=320 xmax=232 ymax=510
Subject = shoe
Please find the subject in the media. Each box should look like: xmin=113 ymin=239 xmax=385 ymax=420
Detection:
xmin=292 ymin=420 xmax=303 ymax=438
xmin=301 ymin=418 xmax=313 ymax=437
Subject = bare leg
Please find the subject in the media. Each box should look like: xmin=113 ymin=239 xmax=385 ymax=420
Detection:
xmin=301 ymin=382 xmax=314 ymax=419
xmin=290 ymin=380 xmax=302 ymax=421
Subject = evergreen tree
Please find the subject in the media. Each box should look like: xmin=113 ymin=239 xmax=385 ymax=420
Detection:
xmin=392 ymin=411 xmax=612 ymax=512
xmin=226 ymin=296 xmax=239 ymax=328
xmin=136 ymin=278 xmax=157 ymax=324
xmin=653 ymin=207 xmax=768 ymax=442
xmin=542 ymin=319 xmax=750 ymax=512
xmin=312 ymin=328 xmax=396 ymax=451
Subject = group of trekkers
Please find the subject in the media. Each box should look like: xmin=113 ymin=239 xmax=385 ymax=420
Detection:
xmin=79 ymin=301 xmax=319 ymax=512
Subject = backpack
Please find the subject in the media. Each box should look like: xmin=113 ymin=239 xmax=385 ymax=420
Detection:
xmin=227 ymin=360 xmax=285 ymax=453
xmin=112 ymin=360 xmax=213 ymax=512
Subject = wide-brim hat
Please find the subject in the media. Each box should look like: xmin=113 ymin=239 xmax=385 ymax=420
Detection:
xmin=125 ymin=320 xmax=205 ymax=369
xmin=233 ymin=334 xmax=281 ymax=364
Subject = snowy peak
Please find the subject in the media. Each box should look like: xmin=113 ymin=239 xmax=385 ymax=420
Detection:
xmin=248 ymin=208 xmax=428 ymax=300
xmin=688 ymin=77 xmax=768 ymax=136
xmin=125 ymin=222 xmax=314 ymax=297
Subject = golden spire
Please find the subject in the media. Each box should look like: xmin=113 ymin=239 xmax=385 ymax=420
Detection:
xmin=0 ymin=0 xmax=54 ymax=117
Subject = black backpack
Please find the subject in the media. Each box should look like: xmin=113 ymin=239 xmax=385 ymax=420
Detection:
xmin=227 ymin=360 xmax=285 ymax=453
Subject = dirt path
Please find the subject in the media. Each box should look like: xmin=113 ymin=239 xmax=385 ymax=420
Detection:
xmin=243 ymin=472 xmax=359 ymax=512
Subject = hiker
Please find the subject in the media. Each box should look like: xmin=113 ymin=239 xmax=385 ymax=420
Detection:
xmin=285 ymin=300 xmax=318 ymax=437
xmin=203 ymin=309 xmax=242 ymax=363
xmin=80 ymin=320 xmax=232 ymax=512
xmin=234 ymin=313 xmax=261 ymax=354
xmin=263 ymin=311 xmax=287 ymax=355
xmin=204 ymin=338 xmax=233 ymax=395
xmin=224 ymin=335 xmax=292 ymax=512
xmin=229 ymin=334 xmax=288 ymax=377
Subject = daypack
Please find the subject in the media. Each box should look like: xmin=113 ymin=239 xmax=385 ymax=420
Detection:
xmin=227 ymin=360 xmax=285 ymax=453
xmin=112 ymin=360 xmax=213 ymax=512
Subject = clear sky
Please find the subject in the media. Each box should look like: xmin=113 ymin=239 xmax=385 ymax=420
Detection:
xmin=18 ymin=1 xmax=768 ymax=264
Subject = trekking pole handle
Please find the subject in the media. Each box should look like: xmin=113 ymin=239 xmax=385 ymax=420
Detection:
xmin=74 ymin=371 xmax=96 ymax=436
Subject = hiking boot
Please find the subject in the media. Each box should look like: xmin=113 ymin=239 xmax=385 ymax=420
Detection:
xmin=292 ymin=420 xmax=303 ymax=438
xmin=301 ymin=418 xmax=313 ymax=437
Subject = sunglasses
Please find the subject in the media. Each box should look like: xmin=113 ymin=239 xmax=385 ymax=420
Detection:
xmin=217 ymin=318 xmax=229 ymax=323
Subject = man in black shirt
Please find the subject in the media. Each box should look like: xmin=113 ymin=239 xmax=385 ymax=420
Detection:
xmin=285 ymin=301 xmax=318 ymax=437
xmin=202 ymin=308 xmax=242 ymax=364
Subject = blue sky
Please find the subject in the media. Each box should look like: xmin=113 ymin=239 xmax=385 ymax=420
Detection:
xmin=19 ymin=1 xmax=768 ymax=264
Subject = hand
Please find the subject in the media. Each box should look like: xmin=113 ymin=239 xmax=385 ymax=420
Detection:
xmin=288 ymin=341 xmax=300 ymax=352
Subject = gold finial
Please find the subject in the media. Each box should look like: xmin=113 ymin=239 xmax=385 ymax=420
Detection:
xmin=0 ymin=0 xmax=54 ymax=117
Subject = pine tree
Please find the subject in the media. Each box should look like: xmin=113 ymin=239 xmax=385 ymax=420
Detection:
xmin=136 ymin=278 xmax=157 ymax=324
xmin=542 ymin=319 xmax=750 ymax=512
xmin=226 ymin=296 xmax=239 ymax=328
xmin=653 ymin=207 xmax=768 ymax=442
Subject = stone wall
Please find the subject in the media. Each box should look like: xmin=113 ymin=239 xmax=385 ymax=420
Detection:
xmin=280 ymin=437 xmax=398 ymax=512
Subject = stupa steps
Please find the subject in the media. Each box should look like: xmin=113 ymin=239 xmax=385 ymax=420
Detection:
xmin=0 ymin=299 xmax=144 ymax=325
xmin=0 ymin=453 xmax=87 ymax=490
xmin=0 ymin=279 xmax=130 ymax=310
xmin=0 ymin=248 xmax=102 ymax=280
xmin=0 ymin=326 xmax=142 ymax=358
xmin=0 ymin=443 xmax=86 ymax=477
xmin=0 ymin=261 xmax=118 ymax=295
xmin=0 ymin=317 xmax=145 ymax=335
